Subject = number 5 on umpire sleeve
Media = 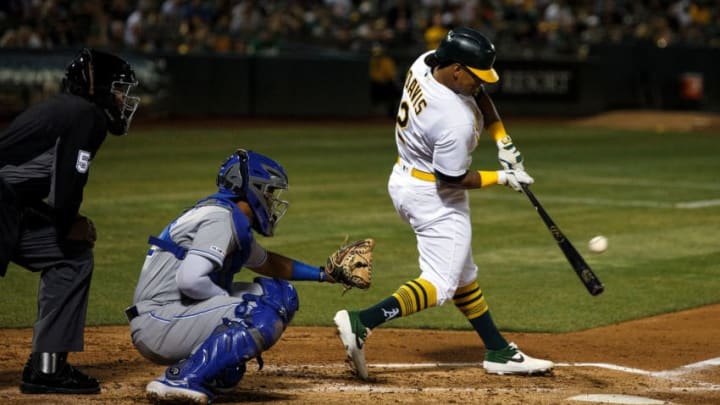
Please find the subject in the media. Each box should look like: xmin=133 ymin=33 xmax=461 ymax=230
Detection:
xmin=76 ymin=150 xmax=91 ymax=173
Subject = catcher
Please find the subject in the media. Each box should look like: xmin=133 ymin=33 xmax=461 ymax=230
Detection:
xmin=126 ymin=149 xmax=373 ymax=405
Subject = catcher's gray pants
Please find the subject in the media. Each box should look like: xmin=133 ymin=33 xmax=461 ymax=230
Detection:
xmin=129 ymin=282 xmax=262 ymax=365
xmin=11 ymin=210 xmax=94 ymax=353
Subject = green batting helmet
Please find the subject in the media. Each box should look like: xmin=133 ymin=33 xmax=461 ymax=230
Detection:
xmin=432 ymin=27 xmax=499 ymax=83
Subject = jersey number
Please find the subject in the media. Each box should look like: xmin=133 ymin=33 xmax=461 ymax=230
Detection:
xmin=396 ymin=101 xmax=409 ymax=128
xmin=76 ymin=150 xmax=91 ymax=173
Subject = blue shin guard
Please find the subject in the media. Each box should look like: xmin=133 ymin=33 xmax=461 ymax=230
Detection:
xmin=147 ymin=319 xmax=260 ymax=403
xmin=147 ymin=278 xmax=299 ymax=403
xmin=207 ymin=363 xmax=246 ymax=393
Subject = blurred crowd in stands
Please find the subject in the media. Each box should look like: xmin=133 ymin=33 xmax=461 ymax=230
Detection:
xmin=1 ymin=0 xmax=718 ymax=58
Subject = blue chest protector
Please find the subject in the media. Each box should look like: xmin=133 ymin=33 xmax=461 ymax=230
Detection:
xmin=148 ymin=193 xmax=254 ymax=291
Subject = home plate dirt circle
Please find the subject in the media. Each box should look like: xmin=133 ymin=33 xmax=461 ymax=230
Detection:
xmin=0 ymin=304 xmax=719 ymax=404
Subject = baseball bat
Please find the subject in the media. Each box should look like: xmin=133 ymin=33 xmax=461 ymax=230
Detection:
xmin=520 ymin=184 xmax=604 ymax=296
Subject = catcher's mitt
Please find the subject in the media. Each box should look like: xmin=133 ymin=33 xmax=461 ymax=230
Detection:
xmin=324 ymin=238 xmax=375 ymax=292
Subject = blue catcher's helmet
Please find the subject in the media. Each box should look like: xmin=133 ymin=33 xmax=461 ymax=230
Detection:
xmin=217 ymin=149 xmax=289 ymax=236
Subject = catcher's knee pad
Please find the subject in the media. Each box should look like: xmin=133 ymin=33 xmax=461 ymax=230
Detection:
xmin=165 ymin=319 xmax=259 ymax=387
xmin=254 ymin=277 xmax=299 ymax=323
xmin=234 ymin=277 xmax=299 ymax=352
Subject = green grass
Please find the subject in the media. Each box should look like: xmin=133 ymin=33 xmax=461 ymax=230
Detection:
xmin=2 ymin=123 xmax=719 ymax=333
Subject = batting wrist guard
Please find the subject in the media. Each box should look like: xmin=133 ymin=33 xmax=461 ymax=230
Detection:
xmin=478 ymin=170 xmax=500 ymax=187
xmin=488 ymin=121 xmax=508 ymax=142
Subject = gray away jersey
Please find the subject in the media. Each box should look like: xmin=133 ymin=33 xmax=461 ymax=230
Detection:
xmin=132 ymin=204 xmax=266 ymax=305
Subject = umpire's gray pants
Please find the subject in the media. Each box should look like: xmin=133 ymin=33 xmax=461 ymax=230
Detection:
xmin=12 ymin=211 xmax=94 ymax=353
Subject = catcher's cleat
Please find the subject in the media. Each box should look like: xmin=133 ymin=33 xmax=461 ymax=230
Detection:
xmin=334 ymin=309 xmax=371 ymax=380
xmin=483 ymin=342 xmax=554 ymax=375
xmin=146 ymin=379 xmax=212 ymax=405
xmin=20 ymin=358 xmax=100 ymax=394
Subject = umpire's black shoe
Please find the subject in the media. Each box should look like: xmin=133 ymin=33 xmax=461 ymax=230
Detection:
xmin=20 ymin=359 xmax=100 ymax=394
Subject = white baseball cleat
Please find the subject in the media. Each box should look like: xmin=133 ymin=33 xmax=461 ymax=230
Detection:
xmin=334 ymin=309 xmax=371 ymax=381
xmin=146 ymin=379 xmax=210 ymax=405
xmin=483 ymin=342 xmax=554 ymax=375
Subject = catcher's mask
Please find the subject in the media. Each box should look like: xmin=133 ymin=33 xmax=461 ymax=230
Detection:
xmin=217 ymin=149 xmax=289 ymax=236
xmin=63 ymin=48 xmax=140 ymax=135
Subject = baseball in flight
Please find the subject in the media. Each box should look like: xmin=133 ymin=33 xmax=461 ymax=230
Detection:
xmin=588 ymin=235 xmax=608 ymax=253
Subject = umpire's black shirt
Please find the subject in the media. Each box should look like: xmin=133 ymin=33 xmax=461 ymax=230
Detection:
xmin=0 ymin=93 xmax=109 ymax=245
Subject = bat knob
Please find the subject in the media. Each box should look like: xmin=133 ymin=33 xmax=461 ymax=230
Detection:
xmin=590 ymin=284 xmax=605 ymax=296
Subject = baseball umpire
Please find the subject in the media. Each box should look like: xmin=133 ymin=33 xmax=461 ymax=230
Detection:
xmin=334 ymin=27 xmax=553 ymax=380
xmin=128 ymin=149 xmax=373 ymax=405
xmin=0 ymin=49 xmax=140 ymax=394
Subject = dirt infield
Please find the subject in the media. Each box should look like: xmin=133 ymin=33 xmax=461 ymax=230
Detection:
xmin=0 ymin=304 xmax=718 ymax=405
xmin=568 ymin=110 xmax=720 ymax=133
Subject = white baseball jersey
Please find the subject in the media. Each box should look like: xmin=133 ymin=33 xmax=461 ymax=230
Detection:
xmin=388 ymin=51 xmax=484 ymax=305
xmin=395 ymin=51 xmax=483 ymax=177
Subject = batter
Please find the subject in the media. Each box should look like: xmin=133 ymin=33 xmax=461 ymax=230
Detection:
xmin=334 ymin=27 xmax=553 ymax=380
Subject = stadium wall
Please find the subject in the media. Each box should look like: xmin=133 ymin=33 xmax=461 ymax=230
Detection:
xmin=0 ymin=46 xmax=717 ymax=120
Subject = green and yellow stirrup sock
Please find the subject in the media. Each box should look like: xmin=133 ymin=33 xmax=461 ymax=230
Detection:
xmin=453 ymin=281 xmax=508 ymax=350
xmin=358 ymin=278 xmax=437 ymax=329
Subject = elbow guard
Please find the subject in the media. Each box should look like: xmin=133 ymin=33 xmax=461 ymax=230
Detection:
xmin=434 ymin=170 xmax=466 ymax=184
